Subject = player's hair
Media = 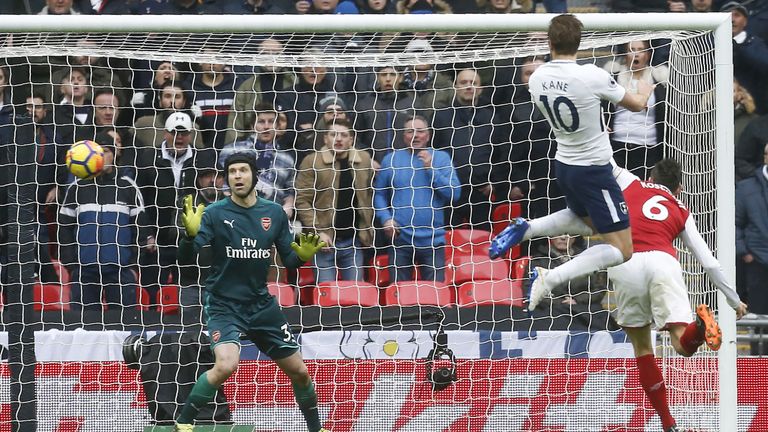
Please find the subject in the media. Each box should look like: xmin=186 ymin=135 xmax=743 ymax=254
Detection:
xmin=401 ymin=114 xmax=433 ymax=149
xmin=324 ymin=118 xmax=354 ymax=134
xmin=94 ymin=130 xmax=117 ymax=155
xmin=650 ymin=158 xmax=683 ymax=191
xmin=253 ymin=102 xmax=278 ymax=117
xmin=404 ymin=114 xmax=431 ymax=132
xmin=548 ymin=14 xmax=583 ymax=55
xmin=93 ymin=87 xmax=122 ymax=106
xmin=28 ymin=90 xmax=48 ymax=104
xmin=157 ymin=81 xmax=192 ymax=110
xmin=618 ymin=39 xmax=652 ymax=55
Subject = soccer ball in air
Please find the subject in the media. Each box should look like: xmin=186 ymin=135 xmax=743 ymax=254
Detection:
xmin=66 ymin=140 xmax=105 ymax=179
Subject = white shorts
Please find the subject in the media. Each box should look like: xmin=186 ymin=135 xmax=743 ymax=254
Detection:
xmin=607 ymin=251 xmax=693 ymax=329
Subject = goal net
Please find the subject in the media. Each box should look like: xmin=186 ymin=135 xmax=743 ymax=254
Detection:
xmin=0 ymin=13 xmax=743 ymax=432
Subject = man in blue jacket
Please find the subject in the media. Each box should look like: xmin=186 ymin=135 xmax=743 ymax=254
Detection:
xmin=374 ymin=115 xmax=461 ymax=283
xmin=736 ymin=142 xmax=768 ymax=315
xmin=59 ymin=136 xmax=147 ymax=313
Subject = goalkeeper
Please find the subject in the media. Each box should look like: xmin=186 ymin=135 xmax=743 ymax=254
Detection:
xmin=174 ymin=152 xmax=328 ymax=432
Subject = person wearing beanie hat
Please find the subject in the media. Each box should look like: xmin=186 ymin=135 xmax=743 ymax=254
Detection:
xmin=293 ymin=93 xmax=352 ymax=167
xmin=317 ymin=94 xmax=351 ymax=130
xmin=402 ymin=38 xmax=454 ymax=115
xmin=721 ymin=0 xmax=748 ymax=17
xmin=318 ymin=93 xmax=348 ymax=113
xmin=175 ymin=137 xmax=327 ymax=432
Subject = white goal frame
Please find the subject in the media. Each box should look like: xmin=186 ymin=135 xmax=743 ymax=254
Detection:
xmin=0 ymin=12 xmax=737 ymax=431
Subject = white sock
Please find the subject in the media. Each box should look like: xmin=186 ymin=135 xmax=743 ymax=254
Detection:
xmin=544 ymin=244 xmax=624 ymax=288
xmin=525 ymin=209 xmax=594 ymax=241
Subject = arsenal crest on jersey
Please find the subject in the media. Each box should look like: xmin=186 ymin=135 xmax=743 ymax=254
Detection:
xmin=261 ymin=217 xmax=271 ymax=231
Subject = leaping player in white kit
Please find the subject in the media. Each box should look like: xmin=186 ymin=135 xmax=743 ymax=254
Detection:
xmin=489 ymin=14 xmax=654 ymax=306
xmin=489 ymin=14 xmax=748 ymax=431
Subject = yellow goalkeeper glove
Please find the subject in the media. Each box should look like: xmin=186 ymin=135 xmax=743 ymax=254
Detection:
xmin=291 ymin=232 xmax=326 ymax=262
xmin=181 ymin=194 xmax=205 ymax=238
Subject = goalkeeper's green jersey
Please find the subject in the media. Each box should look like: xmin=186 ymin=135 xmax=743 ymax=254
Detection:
xmin=179 ymin=196 xmax=303 ymax=303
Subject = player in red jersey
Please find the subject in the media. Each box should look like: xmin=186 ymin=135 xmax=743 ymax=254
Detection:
xmin=609 ymin=159 xmax=747 ymax=432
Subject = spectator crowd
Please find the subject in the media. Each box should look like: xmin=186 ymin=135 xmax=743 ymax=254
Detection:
xmin=0 ymin=0 xmax=766 ymax=320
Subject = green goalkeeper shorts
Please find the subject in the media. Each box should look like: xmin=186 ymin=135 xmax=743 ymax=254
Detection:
xmin=205 ymin=294 xmax=299 ymax=360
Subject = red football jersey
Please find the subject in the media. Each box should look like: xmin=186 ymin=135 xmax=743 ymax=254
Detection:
xmin=623 ymin=179 xmax=690 ymax=257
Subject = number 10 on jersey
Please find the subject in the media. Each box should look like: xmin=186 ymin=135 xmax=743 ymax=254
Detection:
xmin=539 ymin=95 xmax=580 ymax=132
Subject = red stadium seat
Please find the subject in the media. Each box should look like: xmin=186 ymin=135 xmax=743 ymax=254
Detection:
xmin=383 ymin=281 xmax=453 ymax=306
xmin=446 ymin=229 xmax=492 ymax=258
xmin=33 ymin=283 xmax=71 ymax=311
xmin=367 ymin=254 xmax=391 ymax=287
xmin=446 ymin=254 xmax=510 ymax=285
xmin=267 ymin=282 xmax=298 ymax=306
xmin=456 ymin=280 xmax=524 ymax=307
xmin=297 ymin=263 xmax=316 ymax=287
xmin=51 ymin=259 xmax=70 ymax=286
xmin=136 ymin=287 xmax=152 ymax=311
xmin=491 ymin=202 xmax=522 ymax=235
xmin=511 ymin=256 xmax=530 ymax=283
xmin=491 ymin=203 xmax=523 ymax=259
xmin=295 ymin=263 xmax=317 ymax=305
xmin=313 ymin=281 xmax=379 ymax=307
xmin=158 ymin=285 xmax=180 ymax=315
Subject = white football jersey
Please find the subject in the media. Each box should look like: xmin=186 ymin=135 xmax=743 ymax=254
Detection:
xmin=528 ymin=60 xmax=626 ymax=166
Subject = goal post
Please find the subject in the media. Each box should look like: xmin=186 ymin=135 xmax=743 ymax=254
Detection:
xmin=0 ymin=12 xmax=739 ymax=431
xmin=712 ymin=17 xmax=737 ymax=432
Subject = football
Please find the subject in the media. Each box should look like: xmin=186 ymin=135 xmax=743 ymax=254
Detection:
xmin=66 ymin=140 xmax=105 ymax=180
